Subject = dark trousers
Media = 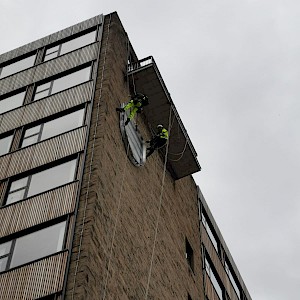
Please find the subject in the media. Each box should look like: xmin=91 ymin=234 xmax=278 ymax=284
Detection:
xmin=147 ymin=137 xmax=167 ymax=158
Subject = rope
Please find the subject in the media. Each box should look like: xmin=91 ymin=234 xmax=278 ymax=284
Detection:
xmin=71 ymin=14 xmax=112 ymax=300
xmin=102 ymin=34 xmax=133 ymax=299
xmin=167 ymin=138 xmax=188 ymax=162
xmin=102 ymin=141 xmax=130 ymax=299
xmin=144 ymin=105 xmax=172 ymax=299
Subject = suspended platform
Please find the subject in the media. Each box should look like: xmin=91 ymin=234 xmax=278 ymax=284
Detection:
xmin=128 ymin=56 xmax=201 ymax=180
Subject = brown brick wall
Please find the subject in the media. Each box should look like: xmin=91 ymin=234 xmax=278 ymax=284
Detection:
xmin=65 ymin=13 xmax=204 ymax=300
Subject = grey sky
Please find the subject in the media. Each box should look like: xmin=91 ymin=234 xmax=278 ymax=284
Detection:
xmin=1 ymin=1 xmax=299 ymax=299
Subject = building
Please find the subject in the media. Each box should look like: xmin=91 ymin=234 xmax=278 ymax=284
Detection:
xmin=0 ymin=12 xmax=252 ymax=300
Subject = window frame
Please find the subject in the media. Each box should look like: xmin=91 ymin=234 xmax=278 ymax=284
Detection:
xmin=0 ymin=217 xmax=69 ymax=274
xmin=32 ymin=63 xmax=93 ymax=101
xmin=20 ymin=105 xmax=87 ymax=149
xmin=3 ymin=155 xmax=80 ymax=207
xmin=0 ymin=131 xmax=15 ymax=157
xmin=0 ymin=88 xmax=27 ymax=115
xmin=205 ymin=253 xmax=224 ymax=300
xmin=225 ymin=258 xmax=241 ymax=299
xmin=43 ymin=27 xmax=98 ymax=62
xmin=0 ymin=52 xmax=37 ymax=79
xmin=201 ymin=209 xmax=220 ymax=254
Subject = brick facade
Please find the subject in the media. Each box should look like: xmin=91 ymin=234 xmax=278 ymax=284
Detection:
xmin=65 ymin=13 xmax=204 ymax=300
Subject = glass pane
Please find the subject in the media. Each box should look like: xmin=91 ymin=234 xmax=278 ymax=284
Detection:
xmin=211 ymin=270 xmax=223 ymax=300
xmin=0 ymin=91 xmax=25 ymax=114
xmin=0 ymin=257 xmax=8 ymax=272
xmin=33 ymin=89 xmax=50 ymax=101
xmin=0 ymin=134 xmax=13 ymax=156
xmin=0 ymin=54 xmax=36 ymax=78
xmin=225 ymin=261 xmax=240 ymax=298
xmin=206 ymin=258 xmax=223 ymax=300
xmin=21 ymin=135 xmax=40 ymax=148
xmin=24 ymin=124 xmax=41 ymax=138
xmin=10 ymin=221 xmax=66 ymax=269
xmin=36 ymin=82 xmax=51 ymax=93
xmin=41 ymin=109 xmax=85 ymax=141
xmin=0 ymin=241 xmax=12 ymax=256
xmin=45 ymin=45 xmax=60 ymax=55
xmin=27 ymin=159 xmax=77 ymax=197
xmin=202 ymin=213 xmax=218 ymax=251
xmin=10 ymin=177 xmax=29 ymax=191
xmin=6 ymin=189 xmax=26 ymax=205
xmin=51 ymin=66 xmax=91 ymax=95
xmin=43 ymin=52 xmax=59 ymax=62
xmin=60 ymin=30 xmax=97 ymax=56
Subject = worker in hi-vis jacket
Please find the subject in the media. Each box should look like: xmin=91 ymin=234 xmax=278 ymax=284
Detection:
xmin=146 ymin=124 xmax=169 ymax=158
xmin=116 ymin=93 xmax=149 ymax=125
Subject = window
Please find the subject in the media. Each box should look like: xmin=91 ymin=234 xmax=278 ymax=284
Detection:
xmin=185 ymin=238 xmax=194 ymax=272
xmin=0 ymin=241 xmax=12 ymax=272
xmin=5 ymin=159 xmax=77 ymax=205
xmin=225 ymin=260 xmax=241 ymax=299
xmin=205 ymin=257 xmax=223 ymax=300
xmin=0 ymin=54 xmax=36 ymax=79
xmin=33 ymin=66 xmax=92 ymax=101
xmin=44 ymin=29 xmax=97 ymax=62
xmin=0 ymin=90 xmax=26 ymax=114
xmin=202 ymin=211 xmax=219 ymax=252
xmin=0 ymin=133 xmax=13 ymax=156
xmin=0 ymin=220 xmax=66 ymax=272
xmin=21 ymin=108 xmax=85 ymax=148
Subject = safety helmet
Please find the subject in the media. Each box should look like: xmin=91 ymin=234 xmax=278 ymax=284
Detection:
xmin=157 ymin=124 xmax=163 ymax=129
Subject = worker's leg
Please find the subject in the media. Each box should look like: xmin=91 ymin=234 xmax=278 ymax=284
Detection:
xmin=156 ymin=139 xmax=167 ymax=149
xmin=146 ymin=146 xmax=155 ymax=158
xmin=125 ymin=106 xmax=138 ymax=126
xmin=129 ymin=106 xmax=138 ymax=120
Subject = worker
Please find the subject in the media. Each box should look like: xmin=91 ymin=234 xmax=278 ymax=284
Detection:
xmin=116 ymin=93 xmax=149 ymax=126
xmin=146 ymin=124 xmax=169 ymax=158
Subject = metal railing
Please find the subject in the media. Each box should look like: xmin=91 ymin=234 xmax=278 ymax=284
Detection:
xmin=128 ymin=56 xmax=154 ymax=72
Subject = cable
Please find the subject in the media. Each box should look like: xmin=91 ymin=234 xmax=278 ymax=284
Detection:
xmin=71 ymin=14 xmax=112 ymax=300
xmin=144 ymin=105 xmax=172 ymax=299
xmin=102 ymin=34 xmax=133 ymax=299
xmin=102 ymin=141 xmax=130 ymax=299
xmin=167 ymin=138 xmax=188 ymax=162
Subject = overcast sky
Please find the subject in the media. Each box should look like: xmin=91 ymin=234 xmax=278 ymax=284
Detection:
xmin=1 ymin=1 xmax=299 ymax=299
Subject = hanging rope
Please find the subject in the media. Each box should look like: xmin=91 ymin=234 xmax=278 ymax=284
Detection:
xmin=167 ymin=138 xmax=188 ymax=162
xmin=144 ymin=105 xmax=173 ymax=300
xmin=102 ymin=141 xmax=130 ymax=299
xmin=71 ymin=14 xmax=112 ymax=300
xmin=102 ymin=35 xmax=134 ymax=299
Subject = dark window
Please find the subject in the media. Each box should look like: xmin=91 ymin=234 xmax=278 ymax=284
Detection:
xmin=5 ymin=159 xmax=77 ymax=205
xmin=205 ymin=256 xmax=223 ymax=300
xmin=201 ymin=211 xmax=219 ymax=252
xmin=185 ymin=238 xmax=194 ymax=272
xmin=0 ymin=90 xmax=26 ymax=114
xmin=225 ymin=259 xmax=241 ymax=299
xmin=37 ymin=294 xmax=59 ymax=300
xmin=0 ymin=54 xmax=36 ymax=79
xmin=0 ymin=220 xmax=66 ymax=272
xmin=33 ymin=66 xmax=92 ymax=101
xmin=21 ymin=108 xmax=85 ymax=148
xmin=0 ymin=133 xmax=13 ymax=156
xmin=44 ymin=29 xmax=97 ymax=62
